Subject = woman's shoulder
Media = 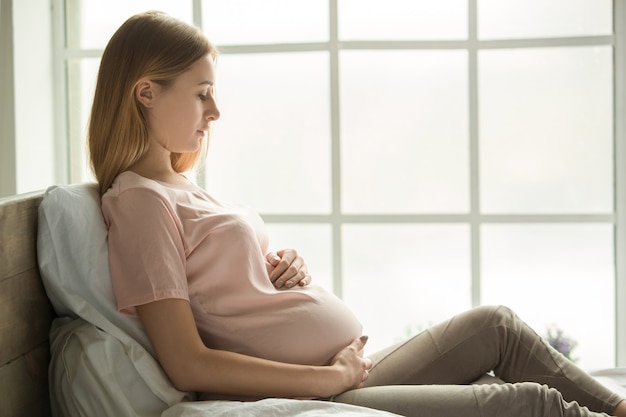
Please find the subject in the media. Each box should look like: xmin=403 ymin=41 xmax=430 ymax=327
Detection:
xmin=100 ymin=172 xmax=168 ymax=214
xmin=104 ymin=171 xmax=201 ymax=199
xmin=102 ymin=171 xmax=224 ymax=217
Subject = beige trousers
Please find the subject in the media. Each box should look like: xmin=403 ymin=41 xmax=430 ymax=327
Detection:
xmin=333 ymin=305 xmax=622 ymax=417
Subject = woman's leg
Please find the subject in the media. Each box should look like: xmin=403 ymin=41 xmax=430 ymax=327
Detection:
xmin=334 ymin=382 xmax=612 ymax=417
xmin=349 ymin=305 xmax=621 ymax=415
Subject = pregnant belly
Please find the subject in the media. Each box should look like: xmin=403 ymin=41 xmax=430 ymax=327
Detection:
xmin=201 ymin=285 xmax=363 ymax=366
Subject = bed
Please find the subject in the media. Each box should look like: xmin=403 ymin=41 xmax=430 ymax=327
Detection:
xmin=2 ymin=184 xmax=626 ymax=417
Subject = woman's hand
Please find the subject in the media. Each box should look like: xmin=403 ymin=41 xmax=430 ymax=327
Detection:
xmin=265 ymin=249 xmax=312 ymax=289
xmin=328 ymin=335 xmax=373 ymax=394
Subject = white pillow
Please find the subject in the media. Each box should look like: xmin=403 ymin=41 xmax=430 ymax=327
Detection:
xmin=37 ymin=183 xmax=152 ymax=350
xmin=49 ymin=317 xmax=191 ymax=417
xmin=38 ymin=183 xmax=193 ymax=417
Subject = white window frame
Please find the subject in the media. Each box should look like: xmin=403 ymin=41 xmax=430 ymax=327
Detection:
xmin=54 ymin=0 xmax=626 ymax=366
xmin=613 ymin=0 xmax=626 ymax=367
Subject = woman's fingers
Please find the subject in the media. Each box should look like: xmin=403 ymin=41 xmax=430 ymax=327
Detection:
xmin=268 ymin=249 xmax=312 ymax=288
xmin=330 ymin=336 xmax=372 ymax=389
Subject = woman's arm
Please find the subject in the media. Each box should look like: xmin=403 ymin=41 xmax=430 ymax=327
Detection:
xmin=136 ymin=298 xmax=371 ymax=398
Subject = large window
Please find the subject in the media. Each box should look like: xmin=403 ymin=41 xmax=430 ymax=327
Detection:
xmin=60 ymin=0 xmax=624 ymax=369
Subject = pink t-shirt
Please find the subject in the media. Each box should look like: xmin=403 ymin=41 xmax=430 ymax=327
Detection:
xmin=102 ymin=171 xmax=362 ymax=366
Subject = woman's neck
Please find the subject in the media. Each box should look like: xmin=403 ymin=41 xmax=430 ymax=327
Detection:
xmin=130 ymin=149 xmax=190 ymax=186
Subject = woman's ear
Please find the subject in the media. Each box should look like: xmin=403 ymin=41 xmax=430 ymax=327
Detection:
xmin=135 ymin=80 xmax=155 ymax=108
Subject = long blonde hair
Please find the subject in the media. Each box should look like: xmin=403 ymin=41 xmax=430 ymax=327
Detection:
xmin=88 ymin=11 xmax=218 ymax=195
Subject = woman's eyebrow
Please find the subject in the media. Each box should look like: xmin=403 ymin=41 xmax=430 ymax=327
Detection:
xmin=198 ymin=80 xmax=214 ymax=86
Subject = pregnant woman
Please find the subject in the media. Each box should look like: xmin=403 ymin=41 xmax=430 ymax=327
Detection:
xmin=89 ymin=10 xmax=626 ymax=417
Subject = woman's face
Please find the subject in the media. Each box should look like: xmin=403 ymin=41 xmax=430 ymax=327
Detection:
xmin=145 ymin=55 xmax=220 ymax=154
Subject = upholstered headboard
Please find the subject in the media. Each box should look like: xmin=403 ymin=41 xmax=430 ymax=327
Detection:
xmin=0 ymin=190 xmax=54 ymax=417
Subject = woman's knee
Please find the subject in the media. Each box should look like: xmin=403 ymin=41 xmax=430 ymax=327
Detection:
xmin=515 ymin=382 xmax=572 ymax=415
xmin=467 ymin=304 xmax=519 ymax=329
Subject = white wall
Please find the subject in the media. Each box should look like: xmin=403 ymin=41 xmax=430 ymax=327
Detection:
xmin=0 ymin=0 xmax=56 ymax=197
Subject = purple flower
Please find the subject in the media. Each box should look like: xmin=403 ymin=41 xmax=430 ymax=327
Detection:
xmin=544 ymin=324 xmax=578 ymax=363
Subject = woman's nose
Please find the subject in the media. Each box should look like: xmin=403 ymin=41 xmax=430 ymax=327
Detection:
xmin=205 ymin=98 xmax=220 ymax=121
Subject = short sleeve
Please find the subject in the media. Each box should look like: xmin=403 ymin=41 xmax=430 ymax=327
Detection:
xmin=102 ymin=187 xmax=189 ymax=315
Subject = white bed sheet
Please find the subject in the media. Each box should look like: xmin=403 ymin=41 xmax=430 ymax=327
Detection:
xmin=590 ymin=368 xmax=626 ymax=398
xmin=163 ymin=399 xmax=400 ymax=417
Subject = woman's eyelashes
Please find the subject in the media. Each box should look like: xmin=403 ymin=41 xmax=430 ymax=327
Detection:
xmin=198 ymin=87 xmax=214 ymax=101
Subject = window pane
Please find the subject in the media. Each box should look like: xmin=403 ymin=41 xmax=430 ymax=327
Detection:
xmin=479 ymin=46 xmax=613 ymax=214
xmin=481 ymin=224 xmax=615 ymax=369
xmin=338 ymin=0 xmax=467 ymax=40
xmin=478 ymin=0 xmax=612 ymax=40
xmin=343 ymin=224 xmax=471 ymax=355
xmin=67 ymin=58 xmax=99 ymax=183
xmin=340 ymin=50 xmax=469 ymax=214
xmin=202 ymin=0 xmax=328 ymax=45
xmin=205 ymin=52 xmax=331 ymax=214
xmin=66 ymin=0 xmax=192 ymax=49
xmin=265 ymin=224 xmax=333 ymax=292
